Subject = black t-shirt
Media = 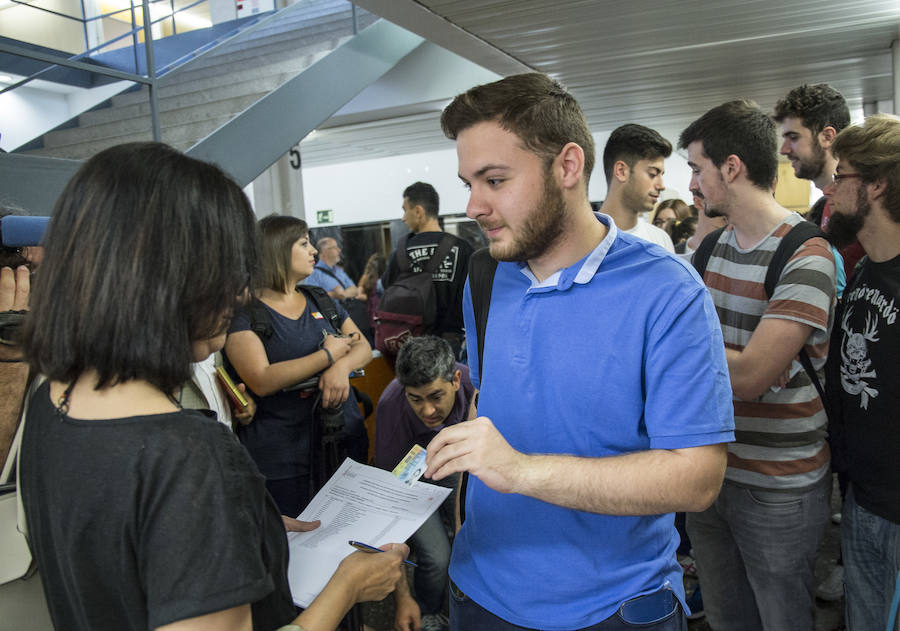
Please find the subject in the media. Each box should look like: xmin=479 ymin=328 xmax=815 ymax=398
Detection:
xmin=21 ymin=381 xmax=297 ymax=631
xmin=382 ymin=231 xmax=474 ymax=335
xmin=826 ymin=254 xmax=900 ymax=524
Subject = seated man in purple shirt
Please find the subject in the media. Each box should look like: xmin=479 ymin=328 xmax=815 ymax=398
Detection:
xmin=375 ymin=336 xmax=476 ymax=631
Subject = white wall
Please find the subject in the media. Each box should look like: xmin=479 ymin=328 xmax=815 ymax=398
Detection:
xmin=0 ymin=79 xmax=132 ymax=152
xmin=301 ymin=129 xmax=694 ymax=227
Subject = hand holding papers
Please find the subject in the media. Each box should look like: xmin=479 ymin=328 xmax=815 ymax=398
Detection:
xmin=287 ymin=457 xmax=451 ymax=607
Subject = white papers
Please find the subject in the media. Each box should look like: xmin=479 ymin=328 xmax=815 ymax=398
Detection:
xmin=287 ymin=458 xmax=452 ymax=608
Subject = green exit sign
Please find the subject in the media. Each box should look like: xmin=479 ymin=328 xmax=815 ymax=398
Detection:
xmin=316 ymin=209 xmax=334 ymax=224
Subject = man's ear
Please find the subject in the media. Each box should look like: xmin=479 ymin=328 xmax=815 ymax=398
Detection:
xmin=819 ymin=126 xmax=837 ymax=150
xmin=721 ymin=154 xmax=742 ymax=183
xmin=556 ymin=142 xmax=586 ymax=191
xmin=612 ymin=159 xmax=630 ymax=185
xmin=451 ymin=369 xmax=461 ymax=391
xmin=868 ymin=177 xmax=887 ymax=202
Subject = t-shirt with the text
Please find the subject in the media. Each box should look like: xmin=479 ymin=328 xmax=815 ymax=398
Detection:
xmin=827 ymin=254 xmax=900 ymax=524
xmin=382 ymin=231 xmax=474 ymax=336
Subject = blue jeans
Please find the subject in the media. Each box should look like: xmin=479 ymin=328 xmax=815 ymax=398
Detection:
xmin=410 ymin=472 xmax=457 ymax=615
xmin=450 ymin=584 xmax=686 ymax=631
xmin=842 ymin=486 xmax=900 ymax=631
xmin=686 ymin=477 xmax=830 ymax=631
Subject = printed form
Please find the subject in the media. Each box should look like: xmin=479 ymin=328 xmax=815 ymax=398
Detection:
xmin=287 ymin=458 xmax=451 ymax=607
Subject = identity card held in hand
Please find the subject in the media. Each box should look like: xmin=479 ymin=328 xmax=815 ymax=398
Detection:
xmin=391 ymin=444 xmax=427 ymax=486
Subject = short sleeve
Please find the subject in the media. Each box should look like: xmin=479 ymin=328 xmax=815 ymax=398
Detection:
xmin=644 ymin=283 xmax=735 ymax=449
xmin=139 ymin=420 xmax=283 ymax=628
xmin=763 ymin=236 xmax=836 ymax=345
xmin=228 ymin=305 xmax=251 ymax=334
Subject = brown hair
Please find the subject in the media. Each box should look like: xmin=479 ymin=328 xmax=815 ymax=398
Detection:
xmin=257 ymin=214 xmax=309 ymax=293
xmin=441 ymin=72 xmax=595 ymax=192
xmin=832 ymin=113 xmax=900 ymax=222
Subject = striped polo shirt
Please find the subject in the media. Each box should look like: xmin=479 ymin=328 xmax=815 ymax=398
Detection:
xmin=703 ymin=212 xmax=836 ymax=490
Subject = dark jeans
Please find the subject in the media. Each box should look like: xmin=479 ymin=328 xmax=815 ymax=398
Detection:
xmin=842 ymin=487 xmax=900 ymax=631
xmin=686 ymin=476 xmax=830 ymax=631
xmin=450 ymin=583 xmax=686 ymax=631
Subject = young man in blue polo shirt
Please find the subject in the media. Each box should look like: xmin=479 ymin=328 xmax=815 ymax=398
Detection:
xmin=424 ymin=73 xmax=735 ymax=630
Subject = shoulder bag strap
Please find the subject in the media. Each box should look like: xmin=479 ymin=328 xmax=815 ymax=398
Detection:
xmin=316 ymin=265 xmax=347 ymax=288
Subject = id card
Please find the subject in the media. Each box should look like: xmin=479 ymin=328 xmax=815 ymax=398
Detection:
xmin=391 ymin=445 xmax=427 ymax=486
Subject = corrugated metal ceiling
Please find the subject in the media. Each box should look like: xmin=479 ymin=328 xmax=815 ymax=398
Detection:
xmin=300 ymin=0 xmax=900 ymax=166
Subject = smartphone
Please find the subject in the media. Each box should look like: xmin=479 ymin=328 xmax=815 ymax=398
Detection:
xmin=215 ymin=366 xmax=249 ymax=409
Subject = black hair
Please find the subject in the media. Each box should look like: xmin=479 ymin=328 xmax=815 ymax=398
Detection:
xmin=679 ymin=100 xmax=778 ymax=190
xmin=602 ymin=124 xmax=672 ymax=185
xmin=403 ymin=182 xmax=440 ymax=219
xmin=394 ymin=336 xmax=456 ymax=388
xmin=773 ymin=84 xmax=850 ymax=135
xmin=22 ymin=142 xmax=257 ymax=393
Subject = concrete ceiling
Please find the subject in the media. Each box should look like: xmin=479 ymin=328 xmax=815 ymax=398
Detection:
xmin=299 ymin=0 xmax=900 ymax=167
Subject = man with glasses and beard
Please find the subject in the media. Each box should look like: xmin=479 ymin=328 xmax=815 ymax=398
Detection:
xmin=680 ymin=100 xmax=837 ymax=631
xmin=774 ymin=84 xmax=865 ymax=279
xmin=822 ymin=114 xmax=900 ymax=631
xmin=422 ymin=72 xmax=735 ymax=631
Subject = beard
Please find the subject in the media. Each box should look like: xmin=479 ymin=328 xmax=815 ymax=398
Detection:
xmin=826 ymin=186 xmax=870 ymax=249
xmin=793 ymin=139 xmax=828 ymax=181
xmin=484 ymin=169 xmax=568 ymax=262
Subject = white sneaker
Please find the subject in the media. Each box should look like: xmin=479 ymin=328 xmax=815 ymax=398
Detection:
xmin=421 ymin=612 xmax=449 ymax=631
xmin=815 ymin=565 xmax=844 ymax=601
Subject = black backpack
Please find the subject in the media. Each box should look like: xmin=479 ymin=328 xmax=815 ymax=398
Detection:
xmin=374 ymin=233 xmax=455 ymax=355
xmin=691 ymin=221 xmax=830 ymax=406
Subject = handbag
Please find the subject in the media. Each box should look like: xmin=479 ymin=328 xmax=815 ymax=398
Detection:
xmin=0 ymin=376 xmax=54 ymax=631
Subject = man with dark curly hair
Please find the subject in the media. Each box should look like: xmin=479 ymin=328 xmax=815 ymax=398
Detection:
xmin=774 ymin=84 xmax=864 ymax=277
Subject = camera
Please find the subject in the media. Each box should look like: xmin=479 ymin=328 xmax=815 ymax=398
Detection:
xmin=1 ymin=215 xmax=49 ymax=270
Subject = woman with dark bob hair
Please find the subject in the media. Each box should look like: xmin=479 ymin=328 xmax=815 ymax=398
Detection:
xmin=225 ymin=214 xmax=371 ymax=517
xmin=20 ymin=142 xmax=407 ymax=631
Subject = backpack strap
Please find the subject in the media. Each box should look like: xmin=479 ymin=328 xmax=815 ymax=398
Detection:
xmin=763 ymin=220 xmax=829 ymax=406
xmin=764 ymin=220 xmax=826 ymax=298
xmin=298 ymin=284 xmax=344 ymax=333
xmin=396 ymin=234 xmax=413 ymax=274
xmin=691 ymin=227 xmax=725 ymax=279
xmin=245 ymin=297 xmax=273 ymax=341
xmin=458 ymin=247 xmax=498 ymax=527
xmin=468 ymin=248 xmax=499 ymax=378
xmin=423 ymin=234 xmax=456 ymax=275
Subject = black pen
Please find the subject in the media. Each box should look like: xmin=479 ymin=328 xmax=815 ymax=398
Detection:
xmin=348 ymin=540 xmax=417 ymax=567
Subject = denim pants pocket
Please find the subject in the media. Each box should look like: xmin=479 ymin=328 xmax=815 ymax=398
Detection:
xmin=613 ymin=589 xmax=684 ymax=629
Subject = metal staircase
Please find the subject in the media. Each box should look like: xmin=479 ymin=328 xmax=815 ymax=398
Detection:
xmin=17 ymin=0 xmax=377 ymax=159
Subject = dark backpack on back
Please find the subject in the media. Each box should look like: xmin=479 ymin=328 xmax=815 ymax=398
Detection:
xmin=374 ymin=233 xmax=455 ymax=355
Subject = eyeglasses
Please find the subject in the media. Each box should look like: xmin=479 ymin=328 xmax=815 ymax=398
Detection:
xmin=832 ymin=173 xmax=863 ymax=184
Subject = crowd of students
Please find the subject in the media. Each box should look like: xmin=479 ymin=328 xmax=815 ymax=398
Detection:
xmin=1 ymin=71 xmax=898 ymax=631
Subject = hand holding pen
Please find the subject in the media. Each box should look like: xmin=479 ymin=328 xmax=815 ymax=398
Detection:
xmin=349 ymin=540 xmax=417 ymax=567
